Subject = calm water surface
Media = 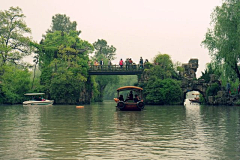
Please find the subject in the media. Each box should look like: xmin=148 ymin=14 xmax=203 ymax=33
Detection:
xmin=0 ymin=101 xmax=240 ymax=159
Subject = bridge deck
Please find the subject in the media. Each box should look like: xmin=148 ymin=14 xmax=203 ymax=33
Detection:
xmin=88 ymin=65 xmax=144 ymax=75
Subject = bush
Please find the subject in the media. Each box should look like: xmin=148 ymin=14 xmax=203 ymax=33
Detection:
xmin=144 ymin=78 xmax=183 ymax=105
xmin=206 ymin=82 xmax=221 ymax=97
xmin=1 ymin=65 xmax=31 ymax=104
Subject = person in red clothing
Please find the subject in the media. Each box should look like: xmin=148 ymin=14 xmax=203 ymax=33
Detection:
xmin=119 ymin=59 xmax=123 ymax=68
xmin=129 ymin=58 xmax=133 ymax=69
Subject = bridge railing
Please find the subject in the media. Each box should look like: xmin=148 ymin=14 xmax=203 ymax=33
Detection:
xmin=88 ymin=64 xmax=144 ymax=72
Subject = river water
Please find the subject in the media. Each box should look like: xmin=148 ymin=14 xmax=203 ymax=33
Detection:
xmin=0 ymin=101 xmax=240 ymax=160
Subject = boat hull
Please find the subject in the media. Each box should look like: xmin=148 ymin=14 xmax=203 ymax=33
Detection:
xmin=23 ymin=100 xmax=54 ymax=105
xmin=189 ymin=99 xmax=200 ymax=103
xmin=116 ymin=102 xmax=144 ymax=111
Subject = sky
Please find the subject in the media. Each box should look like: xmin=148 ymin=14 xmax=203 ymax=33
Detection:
xmin=0 ymin=0 xmax=223 ymax=77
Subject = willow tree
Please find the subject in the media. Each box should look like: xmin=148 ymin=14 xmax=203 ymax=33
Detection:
xmin=0 ymin=7 xmax=32 ymax=66
xmin=202 ymin=0 xmax=240 ymax=81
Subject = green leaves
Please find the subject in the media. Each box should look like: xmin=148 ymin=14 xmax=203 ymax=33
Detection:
xmin=93 ymin=39 xmax=116 ymax=60
xmin=0 ymin=7 xmax=32 ymax=65
xmin=139 ymin=53 xmax=182 ymax=105
xmin=206 ymin=82 xmax=221 ymax=97
xmin=1 ymin=65 xmax=31 ymax=104
xmin=0 ymin=7 xmax=33 ymax=104
xmin=145 ymin=53 xmax=178 ymax=80
xmin=91 ymin=39 xmax=117 ymax=101
xmin=47 ymin=14 xmax=79 ymax=34
xmin=35 ymin=21 xmax=93 ymax=103
xmin=202 ymin=0 xmax=240 ymax=80
xmin=144 ymin=78 xmax=183 ymax=105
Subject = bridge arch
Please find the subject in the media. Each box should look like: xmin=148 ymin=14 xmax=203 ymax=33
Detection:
xmin=181 ymin=78 xmax=208 ymax=103
xmin=183 ymin=89 xmax=206 ymax=103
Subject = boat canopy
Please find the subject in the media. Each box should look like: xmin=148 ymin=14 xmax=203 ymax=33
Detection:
xmin=117 ymin=86 xmax=143 ymax=92
xmin=24 ymin=93 xmax=45 ymax=96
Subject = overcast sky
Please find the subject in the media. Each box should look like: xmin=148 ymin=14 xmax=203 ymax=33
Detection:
xmin=1 ymin=0 xmax=222 ymax=77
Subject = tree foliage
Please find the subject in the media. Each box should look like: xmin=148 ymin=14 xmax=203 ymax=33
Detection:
xmin=92 ymin=39 xmax=118 ymax=101
xmin=46 ymin=14 xmax=79 ymax=34
xmin=35 ymin=28 xmax=94 ymax=103
xmin=0 ymin=65 xmax=31 ymax=104
xmin=103 ymin=75 xmax=137 ymax=100
xmin=94 ymin=75 xmax=119 ymax=101
xmin=206 ymin=82 xmax=221 ymax=97
xmin=0 ymin=7 xmax=32 ymax=66
xmin=139 ymin=53 xmax=182 ymax=105
xmin=93 ymin=39 xmax=116 ymax=60
xmin=202 ymin=0 xmax=240 ymax=80
xmin=199 ymin=62 xmax=221 ymax=83
xmin=0 ymin=7 xmax=32 ymax=104
xmin=144 ymin=78 xmax=183 ymax=105
xmin=144 ymin=53 xmax=179 ymax=80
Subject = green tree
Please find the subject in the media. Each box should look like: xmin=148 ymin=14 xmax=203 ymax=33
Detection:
xmin=206 ymin=82 xmax=221 ymax=97
xmin=144 ymin=53 xmax=178 ymax=80
xmin=144 ymin=78 xmax=183 ymax=105
xmin=0 ymin=65 xmax=31 ymax=104
xmin=46 ymin=14 xmax=79 ymax=34
xmin=92 ymin=39 xmax=118 ymax=101
xmin=94 ymin=75 xmax=119 ymax=101
xmin=35 ymin=29 xmax=94 ymax=104
xmin=139 ymin=53 xmax=182 ymax=105
xmin=199 ymin=62 xmax=221 ymax=83
xmin=202 ymin=0 xmax=240 ymax=81
xmin=0 ymin=7 xmax=32 ymax=104
xmin=93 ymin=39 xmax=116 ymax=60
xmin=31 ymin=54 xmax=39 ymax=90
xmin=0 ymin=7 xmax=32 ymax=66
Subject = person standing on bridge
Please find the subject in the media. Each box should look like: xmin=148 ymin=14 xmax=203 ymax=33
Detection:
xmin=139 ymin=57 xmax=143 ymax=69
xmin=119 ymin=59 xmax=123 ymax=68
xmin=125 ymin=58 xmax=129 ymax=70
xmin=129 ymin=58 xmax=133 ymax=69
xmin=100 ymin=59 xmax=104 ymax=70
xmin=108 ymin=58 xmax=111 ymax=69
xmin=94 ymin=60 xmax=99 ymax=69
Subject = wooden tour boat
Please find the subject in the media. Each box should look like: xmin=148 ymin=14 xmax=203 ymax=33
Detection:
xmin=114 ymin=86 xmax=145 ymax=111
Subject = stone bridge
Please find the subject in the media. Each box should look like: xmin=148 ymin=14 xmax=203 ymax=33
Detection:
xmin=181 ymin=78 xmax=208 ymax=101
xmin=180 ymin=59 xmax=208 ymax=101
xmin=180 ymin=59 xmax=235 ymax=105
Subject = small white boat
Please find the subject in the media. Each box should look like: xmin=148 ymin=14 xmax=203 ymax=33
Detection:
xmin=23 ymin=93 xmax=54 ymax=105
xmin=189 ymin=93 xmax=200 ymax=104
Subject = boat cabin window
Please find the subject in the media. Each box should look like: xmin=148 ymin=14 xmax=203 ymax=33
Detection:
xmin=118 ymin=90 xmax=142 ymax=102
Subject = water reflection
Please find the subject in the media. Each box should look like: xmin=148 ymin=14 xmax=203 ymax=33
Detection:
xmin=0 ymin=103 xmax=240 ymax=159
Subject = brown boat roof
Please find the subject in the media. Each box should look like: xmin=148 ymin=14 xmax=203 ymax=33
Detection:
xmin=117 ymin=86 xmax=143 ymax=91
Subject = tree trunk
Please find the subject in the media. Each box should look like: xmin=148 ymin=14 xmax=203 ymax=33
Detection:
xmin=31 ymin=65 xmax=36 ymax=90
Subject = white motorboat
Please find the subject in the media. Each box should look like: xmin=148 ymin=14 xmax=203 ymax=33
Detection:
xmin=23 ymin=93 xmax=54 ymax=105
